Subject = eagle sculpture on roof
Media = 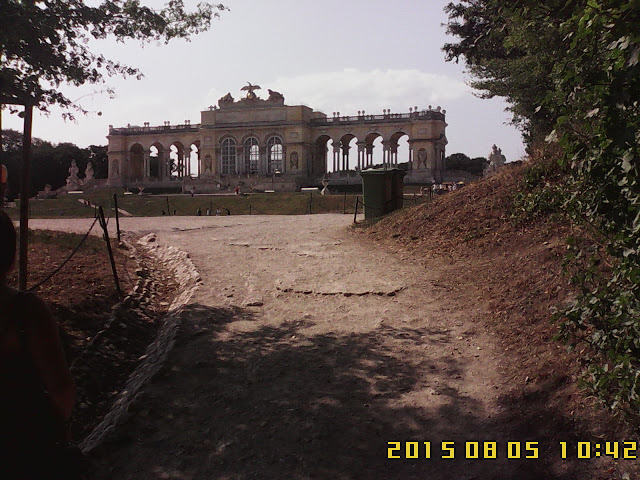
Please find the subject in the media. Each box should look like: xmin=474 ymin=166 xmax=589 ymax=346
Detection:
xmin=241 ymin=82 xmax=261 ymax=99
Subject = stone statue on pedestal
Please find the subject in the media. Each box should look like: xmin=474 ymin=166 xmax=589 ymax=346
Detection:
xmin=84 ymin=161 xmax=94 ymax=182
xmin=485 ymin=144 xmax=507 ymax=175
xmin=66 ymin=159 xmax=81 ymax=190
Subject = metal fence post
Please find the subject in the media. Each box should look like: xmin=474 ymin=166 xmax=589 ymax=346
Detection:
xmin=353 ymin=197 xmax=359 ymax=224
xmin=113 ymin=193 xmax=121 ymax=242
xmin=98 ymin=206 xmax=122 ymax=296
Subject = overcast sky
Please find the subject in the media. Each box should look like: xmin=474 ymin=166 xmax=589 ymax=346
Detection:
xmin=3 ymin=0 xmax=525 ymax=162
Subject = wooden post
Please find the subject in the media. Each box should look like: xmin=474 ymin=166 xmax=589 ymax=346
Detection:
xmin=249 ymin=205 xmax=252 ymax=215
xmin=97 ymin=206 xmax=121 ymax=296
xmin=353 ymin=197 xmax=359 ymax=224
xmin=113 ymin=193 xmax=121 ymax=242
xmin=19 ymin=105 xmax=33 ymax=292
xmin=309 ymin=192 xmax=313 ymax=214
xmin=166 ymin=196 xmax=170 ymax=215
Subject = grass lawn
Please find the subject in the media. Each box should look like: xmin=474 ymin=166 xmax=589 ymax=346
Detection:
xmin=4 ymin=190 xmax=431 ymax=219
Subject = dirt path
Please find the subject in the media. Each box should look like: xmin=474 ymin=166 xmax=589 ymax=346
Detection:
xmin=30 ymin=215 xmax=606 ymax=479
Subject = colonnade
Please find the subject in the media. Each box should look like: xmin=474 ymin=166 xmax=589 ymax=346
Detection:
xmin=329 ymin=139 xmax=410 ymax=172
xmin=122 ymin=144 xmax=197 ymax=183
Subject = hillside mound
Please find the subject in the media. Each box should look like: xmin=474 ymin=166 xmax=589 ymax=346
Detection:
xmin=366 ymin=162 xmax=636 ymax=447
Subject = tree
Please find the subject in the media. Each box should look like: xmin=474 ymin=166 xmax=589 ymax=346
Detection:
xmin=445 ymin=152 xmax=488 ymax=176
xmin=1 ymin=130 xmax=110 ymax=197
xmin=443 ymin=0 xmax=640 ymax=416
xmin=0 ymin=0 xmax=227 ymax=290
xmin=0 ymin=0 xmax=227 ymax=114
xmin=443 ymin=0 xmax=574 ymax=146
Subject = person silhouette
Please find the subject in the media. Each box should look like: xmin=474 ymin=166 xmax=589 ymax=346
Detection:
xmin=0 ymin=210 xmax=77 ymax=478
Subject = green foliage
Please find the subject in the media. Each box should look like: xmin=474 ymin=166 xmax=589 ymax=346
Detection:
xmin=0 ymin=0 xmax=227 ymax=114
xmin=443 ymin=1 xmax=571 ymax=145
xmin=510 ymin=149 xmax=570 ymax=222
xmin=444 ymin=152 xmax=488 ymax=175
xmin=1 ymin=129 xmax=108 ymax=198
xmin=445 ymin=0 xmax=640 ymax=417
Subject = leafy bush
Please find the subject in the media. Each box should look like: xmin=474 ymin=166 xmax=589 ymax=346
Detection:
xmin=445 ymin=0 xmax=640 ymax=417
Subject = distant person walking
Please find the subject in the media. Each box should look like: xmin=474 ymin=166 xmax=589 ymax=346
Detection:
xmin=0 ymin=210 xmax=79 ymax=479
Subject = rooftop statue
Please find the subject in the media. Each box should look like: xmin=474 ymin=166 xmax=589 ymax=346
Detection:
xmin=267 ymin=89 xmax=284 ymax=102
xmin=241 ymin=82 xmax=261 ymax=99
xmin=218 ymin=92 xmax=234 ymax=107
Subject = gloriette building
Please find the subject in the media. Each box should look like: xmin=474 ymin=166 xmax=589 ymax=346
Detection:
xmin=106 ymin=84 xmax=448 ymax=192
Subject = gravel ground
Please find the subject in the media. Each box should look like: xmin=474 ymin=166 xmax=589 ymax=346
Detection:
xmin=28 ymin=214 xmax=612 ymax=479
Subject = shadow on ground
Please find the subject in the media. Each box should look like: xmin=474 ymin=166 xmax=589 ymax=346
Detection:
xmin=93 ymin=303 xmax=601 ymax=480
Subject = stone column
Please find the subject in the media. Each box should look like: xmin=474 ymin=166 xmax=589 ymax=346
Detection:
xmin=215 ymin=146 xmax=222 ymax=176
xmin=184 ymin=149 xmax=191 ymax=177
xmin=366 ymin=144 xmax=374 ymax=167
xmin=281 ymin=145 xmax=287 ymax=174
xmin=144 ymin=153 xmax=150 ymax=179
xmin=158 ymin=151 xmax=165 ymax=180
xmin=390 ymin=144 xmax=398 ymax=166
xmin=357 ymin=142 xmax=366 ymax=170
xmin=382 ymin=141 xmax=391 ymax=168
xmin=260 ymin=146 xmax=267 ymax=175
xmin=342 ymin=143 xmax=350 ymax=171
xmin=333 ymin=144 xmax=341 ymax=172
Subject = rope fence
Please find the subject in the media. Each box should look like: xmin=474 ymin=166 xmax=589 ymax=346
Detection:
xmin=27 ymin=216 xmax=99 ymax=292
xmin=27 ymin=198 xmax=122 ymax=294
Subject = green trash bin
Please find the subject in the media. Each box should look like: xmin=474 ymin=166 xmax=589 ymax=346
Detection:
xmin=360 ymin=168 xmax=405 ymax=219
xmin=390 ymin=168 xmax=406 ymax=211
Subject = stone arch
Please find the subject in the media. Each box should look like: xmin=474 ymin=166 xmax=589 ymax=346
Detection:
xmin=221 ymin=137 xmax=237 ymax=175
xmin=128 ymin=143 xmax=144 ymax=182
xmin=188 ymin=140 xmax=201 ymax=178
xmin=338 ymin=134 xmax=356 ymax=171
xmin=218 ymin=134 xmax=238 ymax=145
xmin=364 ymin=132 xmax=383 ymax=169
xmin=243 ymin=136 xmax=260 ymax=174
xmin=266 ymin=135 xmax=284 ymax=174
xmin=388 ymin=131 xmax=410 ymax=167
xmin=149 ymin=141 xmax=165 ymax=179
xmin=169 ymin=141 xmax=186 ymax=178
xmin=240 ymin=132 xmax=259 ymax=144
xmin=313 ymin=135 xmax=331 ymax=176
xmin=262 ymin=132 xmax=283 ymax=145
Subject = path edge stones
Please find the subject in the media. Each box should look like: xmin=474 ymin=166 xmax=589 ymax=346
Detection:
xmin=79 ymin=232 xmax=201 ymax=453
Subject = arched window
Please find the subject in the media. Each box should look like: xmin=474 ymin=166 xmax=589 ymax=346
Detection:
xmin=221 ymin=138 xmax=236 ymax=174
xmin=243 ymin=137 xmax=259 ymax=174
xmin=267 ymin=136 xmax=283 ymax=174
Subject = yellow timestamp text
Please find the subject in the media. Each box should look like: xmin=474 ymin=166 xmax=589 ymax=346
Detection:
xmin=560 ymin=441 xmax=638 ymax=459
xmin=387 ymin=441 xmax=639 ymax=460
xmin=387 ymin=441 xmax=540 ymax=459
